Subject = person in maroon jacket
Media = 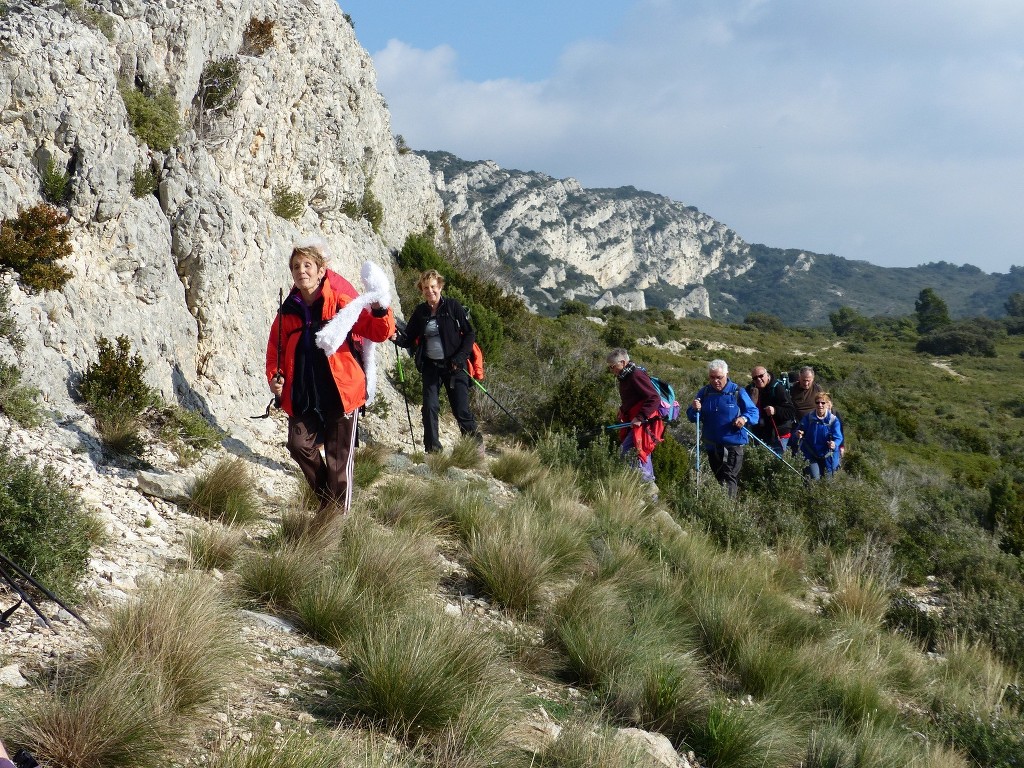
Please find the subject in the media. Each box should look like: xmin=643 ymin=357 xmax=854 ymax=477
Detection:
xmin=607 ymin=348 xmax=664 ymax=493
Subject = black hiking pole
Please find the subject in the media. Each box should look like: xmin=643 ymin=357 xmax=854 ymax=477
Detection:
xmin=742 ymin=426 xmax=805 ymax=479
xmin=393 ymin=342 xmax=418 ymax=452
xmin=0 ymin=550 xmax=88 ymax=629
xmin=252 ymin=287 xmax=285 ymax=419
xmin=470 ymin=377 xmax=526 ymax=433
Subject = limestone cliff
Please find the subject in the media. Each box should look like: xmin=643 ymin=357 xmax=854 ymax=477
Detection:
xmin=0 ymin=0 xmax=440 ymax=438
xmin=424 ymin=150 xmax=751 ymax=318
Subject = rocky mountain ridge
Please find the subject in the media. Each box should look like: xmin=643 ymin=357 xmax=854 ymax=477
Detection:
xmin=424 ymin=151 xmax=1024 ymax=325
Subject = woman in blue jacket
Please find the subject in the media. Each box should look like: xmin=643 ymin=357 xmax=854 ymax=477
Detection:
xmin=798 ymin=392 xmax=844 ymax=479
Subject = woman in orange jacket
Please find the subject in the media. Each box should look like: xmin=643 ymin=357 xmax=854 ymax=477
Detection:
xmin=266 ymin=243 xmax=395 ymax=514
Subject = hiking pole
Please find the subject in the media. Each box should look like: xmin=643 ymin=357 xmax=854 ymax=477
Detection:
xmin=470 ymin=377 xmax=526 ymax=433
xmin=0 ymin=551 xmax=88 ymax=628
xmin=392 ymin=341 xmax=418 ymax=452
xmin=695 ymin=411 xmax=701 ymax=499
xmin=252 ymin=287 xmax=285 ymax=419
xmin=742 ymin=427 xmax=804 ymax=479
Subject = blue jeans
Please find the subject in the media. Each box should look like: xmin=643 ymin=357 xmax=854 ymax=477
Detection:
xmin=806 ymin=459 xmax=834 ymax=480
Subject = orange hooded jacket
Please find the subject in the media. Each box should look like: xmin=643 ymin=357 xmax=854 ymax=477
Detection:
xmin=265 ymin=269 xmax=395 ymax=416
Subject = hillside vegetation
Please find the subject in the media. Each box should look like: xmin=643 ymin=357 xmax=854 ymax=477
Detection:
xmin=3 ymin=229 xmax=1024 ymax=766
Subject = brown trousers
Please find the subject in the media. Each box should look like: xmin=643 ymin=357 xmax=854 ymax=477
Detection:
xmin=287 ymin=409 xmax=359 ymax=513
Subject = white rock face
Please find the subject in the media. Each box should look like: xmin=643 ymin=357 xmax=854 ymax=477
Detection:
xmin=425 ymin=152 xmax=749 ymax=318
xmin=0 ymin=0 xmax=441 ymax=437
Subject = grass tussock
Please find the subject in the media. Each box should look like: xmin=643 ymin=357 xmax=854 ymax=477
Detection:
xmin=537 ymin=717 xmax=655 ymax=768
xmin=824 ymin=544 xmax=900 ymax=627
xmin=425 ymin=435 xmax=486 ymax=473
xmin=91 ymin=575 xmax=243 ymax=715
xmin=185 ymin=525 xmax=244 ymax=571
xmin=337 ymin=608 xmax=516 ymax=747
xmin=233 ymin=539 xmax=324 ymax=610
xmin=208 ymin=729 xmax=372 ymax=768
xmin=187 ymin=457 xmax=261 ymax=525
xmin=490 ymin=446 xmax=547 ymax=488
xmin=354 ymin=442 xmax=390 ymax=488
xmin=17 ymin=667 xmax=174 ymax=768
xmin=17 ymin=576 xmax=242 ymax=768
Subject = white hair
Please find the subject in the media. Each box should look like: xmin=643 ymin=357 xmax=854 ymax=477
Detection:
xmin=708 ymin=359 xmax=728 ymax=375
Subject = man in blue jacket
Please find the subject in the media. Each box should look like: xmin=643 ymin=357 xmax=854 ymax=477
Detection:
xmin=687 ymin=359 xmax=759 ymax=498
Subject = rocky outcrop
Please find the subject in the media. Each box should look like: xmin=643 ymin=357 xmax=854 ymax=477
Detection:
xmin=0 ymin=0 xmax=441 ymax=439
xmin=424 ymin=151 xmax=748 ymax=318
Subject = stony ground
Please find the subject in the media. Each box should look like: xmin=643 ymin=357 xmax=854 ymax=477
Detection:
xmin=0 ymin=410 xmax=696 ymax=767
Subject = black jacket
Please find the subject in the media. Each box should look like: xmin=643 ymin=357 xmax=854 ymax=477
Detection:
xmin=397 ymin=296 xmax=475 ymax=371
xmin=745 ymin=376 xmax=796 ymax=439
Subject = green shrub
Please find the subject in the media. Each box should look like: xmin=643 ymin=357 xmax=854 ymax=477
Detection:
xmin=155 ymin=404 xmax=223 ymax=466
xmin=194 ymin=56 xmax=240 ymax=134
xmin=537 ymin=361 xmax=613 ymax=435
xmin=80 ymin=335 xmax=153 ymax=417
xmin=271 ymin=184 xmax=305 ymax=220
xmin=0 ymin=203 xmax=74 ymax=292
xmin=342 ymin=185 xmax=384 ymax=234
xmin=0 ymin=444 xmax=92 ymax=596
xmin=40 ymin=158 xmax=70 ymax=204
xmin=743 ymin=311 xmax=785 ymax=332
xmin=0 ymin=361 xmax=42 ymax=427
xmin=917 ymin=326 xmax=996 ymax=357
xmin=395 ymin=134 xmax=411 ymax=155
xmin=131 ymin=165 xmax=158 ymax=198
xmin=241 ymin=17 xmax=276 ymax=55
xmin=187 ymin=457 xmax=261 ymax=525
xmin=118 ymin=80 xmax=181 ymax=151
xmin=0 ymin=281 xmax=22 ymax=350
xmin=64 ymin=0 xmax=114 ymax=40
xmin=651 ymin=432 xmax=691 ymax=493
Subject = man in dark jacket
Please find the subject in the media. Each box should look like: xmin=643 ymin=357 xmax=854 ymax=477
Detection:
xmin=746 ymin=365 xmax=796 ymax=456
xmin=394 ymin=269 xmax=481 ymax=453
xmin=789 ymin=366 xmax=822 ymax=456
xmin=686 ymin=359 xmax=759 ymax=498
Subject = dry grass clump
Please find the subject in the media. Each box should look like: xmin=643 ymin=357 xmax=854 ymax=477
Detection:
xmin=185 ymin=525 xmax=244 ymax=571
xmin=466 ymin=496 xmax=590 ymax=616
xmin=424 ymin=435 xmax=486 ymax=473
xmin=16 ymin=576 xmax=242 ymax=768
xmin=489 ymin=446 xmax=547 ymax=488
xmin=336 ymin=607 xmax=517 ymax=753
xmin=233 ymin=538 xmax=324 ymax=610
xmin=536 ymin=717 xmax=656 ymax=768
xmin=187 ymin=457 xmax=261 ymax=525
xmin=823 ymin=543 xmax=900 ymax=627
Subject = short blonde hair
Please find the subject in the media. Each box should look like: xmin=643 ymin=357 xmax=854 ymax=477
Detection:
xmin=816 ymin=392 xmax=833 ymax=406
xmin=289 ymin=244 xmax=327 ymax=270
xmin=416 ymin=269 xmax=445 ymax=292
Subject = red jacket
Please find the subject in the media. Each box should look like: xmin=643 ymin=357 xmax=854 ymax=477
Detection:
xmin=265 ymin=269 xmax=395 ymax=416
xmin=616 ymin=364 xmax=665 ymax=462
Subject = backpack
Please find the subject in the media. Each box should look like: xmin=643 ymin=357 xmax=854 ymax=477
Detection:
xmin=466 ymin=341 xmax=485 ymax=381
xmin=643 ymin=368 xmax=681 ymax=422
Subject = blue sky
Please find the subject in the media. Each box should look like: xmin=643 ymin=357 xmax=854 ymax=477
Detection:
xmin=341 ymin=1 xmax=1024 ymax=273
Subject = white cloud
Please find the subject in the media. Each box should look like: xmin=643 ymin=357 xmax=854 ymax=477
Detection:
xmin=369 ymin=1 xmax=1024 ymax=271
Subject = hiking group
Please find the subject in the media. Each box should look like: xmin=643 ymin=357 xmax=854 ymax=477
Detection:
xmin=266 ymin=241 xmax=843 ymax=511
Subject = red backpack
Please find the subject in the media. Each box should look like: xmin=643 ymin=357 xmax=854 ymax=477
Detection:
xmin=466 ymin=342 xmax=485 ymax=381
